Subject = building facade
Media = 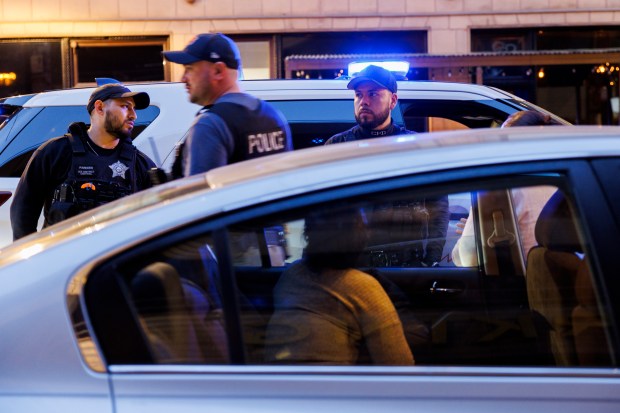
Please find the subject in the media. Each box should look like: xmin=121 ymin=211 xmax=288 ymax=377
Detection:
xmin=2 ymin=0 xmax=620 ymax=124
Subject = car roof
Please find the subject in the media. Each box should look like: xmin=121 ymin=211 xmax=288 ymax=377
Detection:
xmin=206 ymin=125 xmax=620 ymax=188
xmin=241 ymin=79 xmax=520 ymax=98
xmin=13 ymin=79 xmax=521 ymax=108
xmin=18 ymin=82 xmax=194 ymax=108
xmin=2 ymin=124 xmax=619 ymax=267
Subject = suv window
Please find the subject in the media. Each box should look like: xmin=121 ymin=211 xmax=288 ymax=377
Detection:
xmin=401 ymin=99 xmax=513 ymax=132
xmin=82 ymin=174 xmax=612 ymax=368
xmin=0 ymin=105 xmax=160 ymax=177
xmin=270 ymin=100 xmax=357 ymax=148
xmin=271 ymin=99 xmax=408 ymax=148
xmin=270 ymin=98 xmax=506 ymax=149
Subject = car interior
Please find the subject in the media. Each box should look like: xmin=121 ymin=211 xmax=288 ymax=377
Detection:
xmin=81 ymin=173 xmax=614 ymax=369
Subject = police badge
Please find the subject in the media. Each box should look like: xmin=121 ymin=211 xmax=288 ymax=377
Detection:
xmin=109 ymin=160 xmax=129 ymax=179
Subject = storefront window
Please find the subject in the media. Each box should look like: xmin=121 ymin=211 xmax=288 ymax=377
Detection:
xmin=471 ymin=29 xmax=533 ymax=52
xmin=472 ymin=28 xmax=620 ymax=125
xmin=0 ymin=40 xmax=63 ymax=96
xmin=280 ymin=31 xmax=427 ymax=80
xmin=537 ymin=27 xmax=620 ymax=50
xmin=72 ymin=39 xmax=166 ymax=86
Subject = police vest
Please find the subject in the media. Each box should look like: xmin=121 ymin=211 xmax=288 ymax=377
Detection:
xmin=47 ymin=128 xmax=137 ymax=225
xmin=207 ymin=101 xmax=288 ymax=163
xmin=331 ymin=123 xmax=412 ymax=143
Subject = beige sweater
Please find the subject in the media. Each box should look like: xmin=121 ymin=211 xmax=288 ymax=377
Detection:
xmin=265 ymin=261 xmax=414 ymax=365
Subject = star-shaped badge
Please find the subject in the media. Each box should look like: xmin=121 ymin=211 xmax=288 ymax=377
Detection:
xmin=109 ymin=161 xmax=129 ymax=179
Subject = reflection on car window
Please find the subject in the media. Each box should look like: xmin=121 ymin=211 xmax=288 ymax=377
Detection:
xmin=83 ymin=177 xmax=613 ymax=369
xmin=452 ymin=185 xmax=558 ymax=270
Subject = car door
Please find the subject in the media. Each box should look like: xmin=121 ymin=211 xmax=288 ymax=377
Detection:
xmin=78 ymin=159 xmax=620 ymax=412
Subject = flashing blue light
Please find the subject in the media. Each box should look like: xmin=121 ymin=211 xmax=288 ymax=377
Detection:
xmin=95 ymin=77 xmax=121 ymax=86
xmin=348 ymin=61 xmax=410 ymax=77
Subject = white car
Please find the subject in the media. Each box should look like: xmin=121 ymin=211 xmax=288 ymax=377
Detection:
xmin=0 ymin=79 xmax=564 ymax=246
xmin=0 ymin=126 xmax=618 ymax=412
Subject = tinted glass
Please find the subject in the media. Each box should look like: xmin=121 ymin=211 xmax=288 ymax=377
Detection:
xmin=86 ymin=175 xmax=612 ymax=368
xmin=270 ymin=99 xmax=405 ymax=148
xmin=77 ymin=45 xmax=165 ymax=83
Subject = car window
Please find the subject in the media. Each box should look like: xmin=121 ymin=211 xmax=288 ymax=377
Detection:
xmin=82 ymin=173 xmax=613 ymax=369
xmin=401 ymin=99 xmax=512 ymax=132
xmin=269 ymin=99 xmax=404 ymax=148
xmin=0 ymin=105 xmax=160 ymax=177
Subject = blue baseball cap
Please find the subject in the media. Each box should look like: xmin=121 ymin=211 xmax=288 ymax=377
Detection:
xmin=162 ymin=33 xmax=241 ymax=69
xmin=347 ymin=65 xmax=398 ymax=93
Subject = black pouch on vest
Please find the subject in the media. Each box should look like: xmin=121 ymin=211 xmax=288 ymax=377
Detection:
xmin=47 ymin=201 xmax=80 ymax=225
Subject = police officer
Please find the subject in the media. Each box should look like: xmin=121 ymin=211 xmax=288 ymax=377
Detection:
xmin=326 ymin=64 xmax=409 ymax=144
xmin=10 ymin=83 xmax=155 ymax=240
xmin=326 ymin=65 xmax=449 ymax=267
xmin=162 ymin=33 xmax=292 ymax=177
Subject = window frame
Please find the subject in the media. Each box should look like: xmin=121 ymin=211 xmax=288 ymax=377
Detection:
xmin=79 ymin=158 xmax=620 ymax=372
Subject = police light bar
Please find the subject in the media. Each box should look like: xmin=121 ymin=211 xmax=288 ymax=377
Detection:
xmin=95 ymin=77 xmax=121 ymax=86
xmin=348 ymin=61 xmax=410 ymax=77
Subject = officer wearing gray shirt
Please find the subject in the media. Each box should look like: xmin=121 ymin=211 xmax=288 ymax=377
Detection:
xmin=162 ymin=33 xmax=292 ymax=176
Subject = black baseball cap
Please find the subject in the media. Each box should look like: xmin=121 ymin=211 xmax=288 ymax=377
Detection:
xmin=87 ymin=83 xmax=150 ymax=114
xmin=162 ymin=33 xmax=241 ymax=69
xmin=347 ymin=65 xmax=398 ymax=93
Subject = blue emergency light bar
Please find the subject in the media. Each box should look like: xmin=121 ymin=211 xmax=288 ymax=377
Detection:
xmin=347 ymin=61 xmax=410 ymax=77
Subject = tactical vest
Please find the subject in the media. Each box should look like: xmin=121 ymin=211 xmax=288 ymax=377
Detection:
xmin=47 ymin=127 xmax=137 ymax=225
xmin=330 ymin=123 xmax=411 ymax=143
xmin=207 ymin=101 xmax=288 ymax=163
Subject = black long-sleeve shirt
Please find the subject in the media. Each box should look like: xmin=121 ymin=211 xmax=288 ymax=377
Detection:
xmin=10 ymin=122 xmax=154 ymax=240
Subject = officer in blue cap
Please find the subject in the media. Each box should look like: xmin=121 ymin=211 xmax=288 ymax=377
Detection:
xmin=162 ymin=33 xmax=292 ymax=177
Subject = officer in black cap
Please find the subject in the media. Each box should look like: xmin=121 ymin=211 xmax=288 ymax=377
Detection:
xmin=10 ymin=83 xmax=156 ymax=240
xmin=161 ymin=33 xmax=292 ymax=177
xmin=326 ymin=65 xmax=407 ymax=143
xmin=325 ymin=65 xmax=449 ymax=268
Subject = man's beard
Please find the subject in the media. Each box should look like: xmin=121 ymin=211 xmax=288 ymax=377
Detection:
xmin=104 ymin=112 xmax=132 ymax=140
xmin=355 ymin=106 xmax=390 ymax=130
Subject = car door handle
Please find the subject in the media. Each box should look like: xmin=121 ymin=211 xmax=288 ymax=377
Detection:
xmin=429 ymin=281 xmax=463 ymax=295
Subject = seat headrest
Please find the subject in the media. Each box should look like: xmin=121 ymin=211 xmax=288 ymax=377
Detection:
xmin=534 ymin=190 xmax=582 ymax=253
xmin=131 ymin=262 xmax=184 ymax=315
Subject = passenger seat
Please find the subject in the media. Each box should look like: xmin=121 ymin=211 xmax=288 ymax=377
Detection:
xmin=526 ymin=191 xmax=581 ymax=366
xmin=131 ymin=262 xmax=210 ymax=363
xmin=526 ymin=190 xmax=610 ymax=367
xmin=572 ymin=258 xmax=611 ymax=366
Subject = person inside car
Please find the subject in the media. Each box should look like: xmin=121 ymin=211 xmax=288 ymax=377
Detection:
xmin=10 ymin=83 xmax=155 ymax=240
xmin=452 ymin=110 xmax=562 ymax=267
xmin=265 ymin=206 xmax=414 ymax=365
xmin=326 ymin=64 xmax=449 ymax=267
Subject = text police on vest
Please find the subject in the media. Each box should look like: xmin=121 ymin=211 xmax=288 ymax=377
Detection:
xmin=248 ymin=131 xmax=285 ymax=154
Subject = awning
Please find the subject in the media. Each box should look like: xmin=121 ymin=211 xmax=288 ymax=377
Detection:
xmin=284 ymin=49 xmax=620 ymax=78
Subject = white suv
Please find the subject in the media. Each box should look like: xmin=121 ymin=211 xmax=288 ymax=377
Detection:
xmin=0 ymin=79 xmax=565 ymax=246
